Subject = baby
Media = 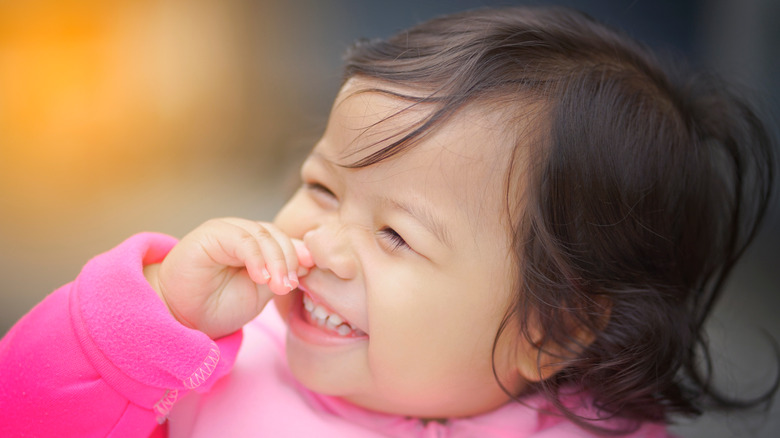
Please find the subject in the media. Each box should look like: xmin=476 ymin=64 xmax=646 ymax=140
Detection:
xmin=1 ymin=6 xmax=775 ymax=437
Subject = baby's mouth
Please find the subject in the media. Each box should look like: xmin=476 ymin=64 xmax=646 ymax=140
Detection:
xmin=301 ymin=292 xmax=367 ymax=338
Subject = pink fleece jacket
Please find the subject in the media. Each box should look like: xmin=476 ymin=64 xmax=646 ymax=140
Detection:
xmin=0 ymin=233 xmax=672 ymax=437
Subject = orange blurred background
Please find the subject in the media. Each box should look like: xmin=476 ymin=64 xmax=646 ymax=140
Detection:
xmin=0 ymin=0 xmax=326 ymax=225
xmin=1 ymin=1 xmax=778 ymax=436
xmin=0 ymin=0 xmax=339 ymax=327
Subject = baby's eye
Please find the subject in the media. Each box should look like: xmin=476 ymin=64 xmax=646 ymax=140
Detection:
xmin=378 ymin=227 xmax=409 ymax=251
xmin=304 ymin=181 xmax=339 ymax=209
xmin=305 ymin=182 xmax=336 ymax=198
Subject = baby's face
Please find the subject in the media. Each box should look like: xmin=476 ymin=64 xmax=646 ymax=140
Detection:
xmin=273 ymin=78 xmax=527 ymax=418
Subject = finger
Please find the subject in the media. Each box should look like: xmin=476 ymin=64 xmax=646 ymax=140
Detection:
xmin=260 ymin=223 xmax=302 ymax=289
xmin=236 ymin=235 xmax=274 ymax=286
xmin=210 ymin=220 xmax=273 ymax=286
xmin=246 ymin=226 xmax=291 ymax=294
xmin=227 ymin=219 xmax=304 ymax=290
xmin=292 ymin=239 xmax=314 ymax=268
xmin=191 ymin=219 xmax=272 ymax=288
xmin=222 ymin=218 xmax=295 ymax=294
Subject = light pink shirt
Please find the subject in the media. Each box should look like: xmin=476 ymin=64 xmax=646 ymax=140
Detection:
xmin=0 ymin=233 xmax=671 ymax=437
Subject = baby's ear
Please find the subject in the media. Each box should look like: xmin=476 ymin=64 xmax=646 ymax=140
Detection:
xmin=514 ymin=326 xmax=596 ymax=382
xmin=514 ymin=306 xmax=608 ymax=382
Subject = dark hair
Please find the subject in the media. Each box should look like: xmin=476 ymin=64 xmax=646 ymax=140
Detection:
xmin=341 ymin=6 xmax=776 ymax=434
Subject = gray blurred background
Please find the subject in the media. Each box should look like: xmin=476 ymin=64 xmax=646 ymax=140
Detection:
xmin=0 ymin=1 xmax=777 ymax=436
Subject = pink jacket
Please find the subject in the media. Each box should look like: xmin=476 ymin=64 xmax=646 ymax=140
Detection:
xmin=0 ymin=233 xmax=671 ymax=437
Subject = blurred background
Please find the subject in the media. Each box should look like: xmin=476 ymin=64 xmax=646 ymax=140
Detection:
xmin=1 ymin=0 xmax=777 ymax=436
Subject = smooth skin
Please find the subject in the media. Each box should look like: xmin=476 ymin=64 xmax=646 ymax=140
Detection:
xmin=145 ymin=78 xmax=549 ymax=419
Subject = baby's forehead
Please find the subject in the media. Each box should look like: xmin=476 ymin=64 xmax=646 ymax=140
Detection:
xmin=331 ymin=85 xmax=519 ymax=233
xmin=334 ymin=78 xmax=523 ymax=167
xmin=331 ymin=80 xmax=431 ymax=156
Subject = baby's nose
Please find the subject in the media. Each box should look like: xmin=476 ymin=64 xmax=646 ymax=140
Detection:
xmin=303 ymin=224 xmax=358 ymax=280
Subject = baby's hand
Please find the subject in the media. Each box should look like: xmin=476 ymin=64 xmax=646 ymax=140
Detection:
xmin=143 ymin=218 xmax=313 ymax=339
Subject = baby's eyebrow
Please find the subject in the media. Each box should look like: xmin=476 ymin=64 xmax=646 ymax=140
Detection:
xmin=383 ymin=196 xmax=453 ymax=249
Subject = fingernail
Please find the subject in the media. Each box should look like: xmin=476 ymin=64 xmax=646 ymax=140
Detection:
xmin=283 ymin=275 xmax=294 ymax=291
xmin=262 ymin=268 xmax=271 ymax=282
xmin=288 ymin=272 xmax=299 ymax=289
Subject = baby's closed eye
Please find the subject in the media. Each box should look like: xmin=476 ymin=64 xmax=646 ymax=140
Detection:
xmin=377 ymin=227 xmax=409 ymax=251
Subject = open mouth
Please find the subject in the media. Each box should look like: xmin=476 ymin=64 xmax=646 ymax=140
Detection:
xmin=300 ymin=292 xmax=367 ymax=338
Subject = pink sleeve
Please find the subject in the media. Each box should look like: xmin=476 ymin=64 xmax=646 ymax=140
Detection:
xmin=0 ymin=233 xmax=242 ymax=438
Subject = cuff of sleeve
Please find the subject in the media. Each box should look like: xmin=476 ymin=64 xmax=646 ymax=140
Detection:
xmin=70 ymin=232 xmax=242 ymax=417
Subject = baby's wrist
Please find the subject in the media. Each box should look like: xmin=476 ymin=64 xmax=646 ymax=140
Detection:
xmin=143 ymin=263 xmax=200 ymax=333
xmin=143 ymin=263 xmax=170 ymax=313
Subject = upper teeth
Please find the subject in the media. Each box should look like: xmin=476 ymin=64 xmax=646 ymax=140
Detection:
xmin=303 ymin=294 xmax=361 ymax=336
